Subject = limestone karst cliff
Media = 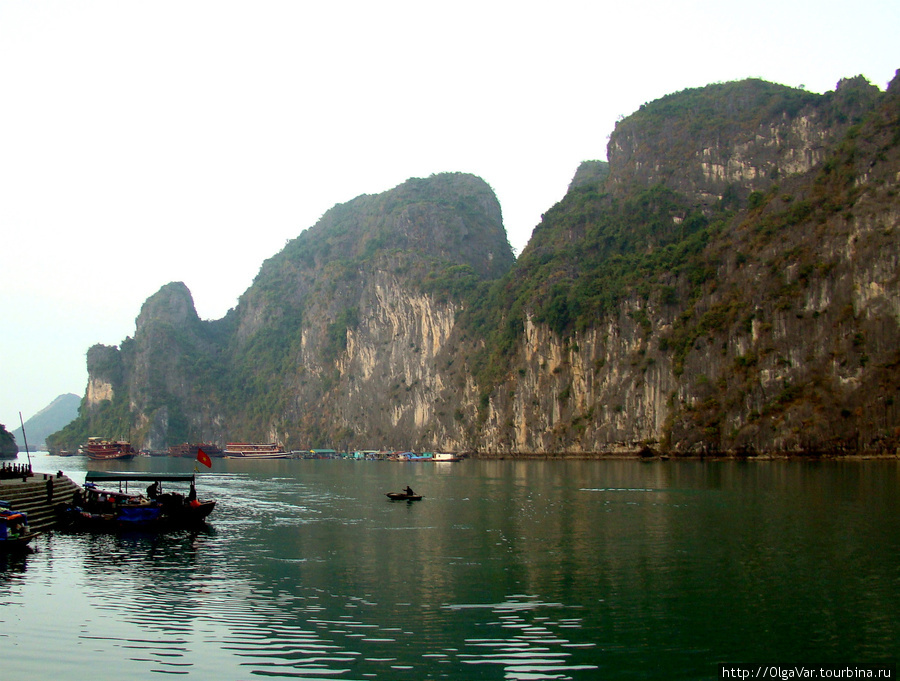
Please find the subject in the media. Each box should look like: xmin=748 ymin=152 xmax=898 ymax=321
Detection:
xmin=51 ymin=73 xmax=900 ymax=456
xmin=484 ymin=74 xmax=900 ymax=455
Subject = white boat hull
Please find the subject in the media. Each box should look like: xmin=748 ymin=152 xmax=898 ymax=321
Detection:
xmin=223 ymin=451 xmax=291 ymax=459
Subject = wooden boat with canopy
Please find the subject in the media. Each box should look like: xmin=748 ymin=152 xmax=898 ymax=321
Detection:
xmin=60 ymin=472 xmax=216 ymax=530
xmin=0 ymin=501 xmax=38 ymax=550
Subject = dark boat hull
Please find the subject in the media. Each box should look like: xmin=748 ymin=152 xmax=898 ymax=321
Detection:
xmin=0 ymin=532 xmax=38 ymax=551
xmin=189 ymin=500 xmax=216 ymax=520
xmin=86 ymin=453 xmax=135 ymax=461
xmin=62 ymin=472 xmax=218 ymax=532
xmin=59 ymin=498 xmax=215 ymax=532
xmin=158 ymin=498 xmax=216 ymax=523
xmin=58 ymin=506 xmax=161 ymax=531
xmin=386 ymin=492 xmax=423 ymax=501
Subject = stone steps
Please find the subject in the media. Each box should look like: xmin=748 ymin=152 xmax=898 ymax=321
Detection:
xmin=0 ymin=474 xmax=81 ymax=532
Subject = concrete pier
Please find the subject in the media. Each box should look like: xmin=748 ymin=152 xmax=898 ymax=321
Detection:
xmin=0 ymin=472 xmax=81 ymax=532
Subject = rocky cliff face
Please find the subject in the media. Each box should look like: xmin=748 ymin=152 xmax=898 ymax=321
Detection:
xmin=66 ymin=283 xmax=231 ymax=451
xmin=84 ymin=344 xmax=123 ymax=409
xmin=608 ymin=77 xmax=881 ymax=207
xmin=480 ymin=73 xmax=900 ymax=456
xmin=56 ymin=74 xmax=900 ymax=456
xmin=221 ymin=173 xmax=513 ymax=450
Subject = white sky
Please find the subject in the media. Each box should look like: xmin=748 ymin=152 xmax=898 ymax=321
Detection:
xmin=2 ymin=0 xmax=898 ymax=430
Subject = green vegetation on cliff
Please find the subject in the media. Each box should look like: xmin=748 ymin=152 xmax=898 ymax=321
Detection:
xmin=459 ymin=179 xmax=721 ymax=393
xmin=214 ymin=173 xmax=515 ymax=443
xmin=47 ymin=393 xmax=131 ymax=452
xmin=0 ymin=423 xmax=18 ymax=456
xmin=617 ymin=77 xmax=879 ymax=165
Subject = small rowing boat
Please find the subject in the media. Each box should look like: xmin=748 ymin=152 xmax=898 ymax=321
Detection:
xmin=386 ymin=491 xmax=423 ymax=501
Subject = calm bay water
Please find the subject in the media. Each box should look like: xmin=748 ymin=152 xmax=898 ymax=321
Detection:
xmin=1 ymin=453 xmax=898 ymax=680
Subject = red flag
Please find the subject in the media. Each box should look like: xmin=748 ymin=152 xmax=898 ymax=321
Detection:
xmin=197 ymin=447 xmax=212 ymax=468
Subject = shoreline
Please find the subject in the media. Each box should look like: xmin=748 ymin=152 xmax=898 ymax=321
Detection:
xmin=9 ymin=450 xmax=900 ymax=465
xmin=467 ymin=451 xmax=900 ymax=461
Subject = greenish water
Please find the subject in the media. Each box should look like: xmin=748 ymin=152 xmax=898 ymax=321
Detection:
xmin=1 ymin=454 xmax=898 ymax=680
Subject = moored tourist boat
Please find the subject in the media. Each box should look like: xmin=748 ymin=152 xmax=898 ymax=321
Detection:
xmin=82 ymin=437 xmax=136 ymax=461
xmin=0 ymin=501 xmax=38 ymax=550
xmin=94 ymin=471 xmax=216 ymax=524
xmin=433 ymin=452 xmax=463 ymax=462
xmin=59 ymin=472 xmax=216 ymax=530
xmin=223 ymin=442 xmax=289 ymax=459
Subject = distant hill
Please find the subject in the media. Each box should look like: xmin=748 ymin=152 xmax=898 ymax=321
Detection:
xmin=13 ymin=394 xmax=80 ymax=451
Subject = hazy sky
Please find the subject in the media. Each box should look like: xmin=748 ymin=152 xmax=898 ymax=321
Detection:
xmin=2 ymin=0 xmax=898 ymax=431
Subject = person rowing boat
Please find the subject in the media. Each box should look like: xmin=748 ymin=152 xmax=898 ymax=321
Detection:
xmin=386 ymin=486 xmax=422 ymax=501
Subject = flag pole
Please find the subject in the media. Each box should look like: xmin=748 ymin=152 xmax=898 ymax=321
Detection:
xmin=18 ymin=411 xmax=33 ymax=473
